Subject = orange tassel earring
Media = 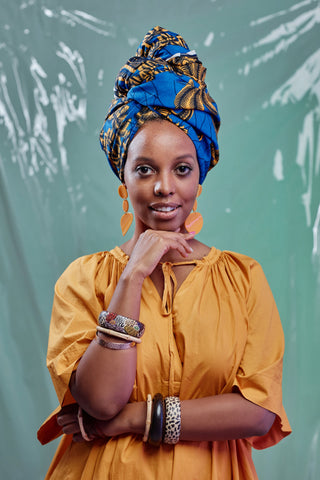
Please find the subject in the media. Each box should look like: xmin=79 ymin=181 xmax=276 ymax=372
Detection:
xmin=184 ymin=185 xmax=203 ymax=234
xmin=118 ymin=184 xmax=133 ymax=236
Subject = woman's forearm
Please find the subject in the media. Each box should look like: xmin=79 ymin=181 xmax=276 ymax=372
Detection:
xmin=85 ymin=392 xmax=275 ymax=442
xmin=107 ymin=265 xmax=145 ymax=320
xmin=70 ymin=269 xmax=145 ymax=420
xmin=179 ymin=393 xmax=275 ymax=441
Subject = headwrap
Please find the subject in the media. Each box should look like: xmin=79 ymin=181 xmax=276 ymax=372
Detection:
xmin=100 ymin=26 xmax=220 ymax=184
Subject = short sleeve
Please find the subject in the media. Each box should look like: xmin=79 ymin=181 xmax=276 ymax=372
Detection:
xmin=46 ymin=253 xmax=112 ymax=406
xmin=232 ymin=261 xmax=292 ymax=449
xmin=38 ymin=249 xmax=127 ymax=445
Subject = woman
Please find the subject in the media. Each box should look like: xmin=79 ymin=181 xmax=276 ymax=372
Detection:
xmin=38 ymin=26 xmax=291 ymax=479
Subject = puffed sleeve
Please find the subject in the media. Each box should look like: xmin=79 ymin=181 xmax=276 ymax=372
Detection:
xmin=38 ymin=251 xmax=122 ymax=445
xmin=47 ymin=254 xmax=110 ymax=405
xmin=232 ymin=260 xmax=292 ymax=449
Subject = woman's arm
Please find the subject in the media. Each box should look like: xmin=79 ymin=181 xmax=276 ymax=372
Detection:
xmin=121 ymin=393 xmax=275 ymax=441
xmin=69 ymin=230 xmax=195 ymax=420
xmin=180 ymin=393 xmax=275 ymax=441
xmin=69 ymin=267 xmax=143 ymax=420
xmin=58 ymin=392 xmax=275 ymax=442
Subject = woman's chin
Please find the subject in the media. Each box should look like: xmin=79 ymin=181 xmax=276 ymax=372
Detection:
xmin=134 ymin=213 xmax=189 ymax=233
xmin=140 ymin=221 xmax=185 ymax=233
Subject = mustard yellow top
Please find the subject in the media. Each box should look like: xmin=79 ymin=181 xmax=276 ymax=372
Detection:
xmin=38 ymin=246 xmax=291 ymax=479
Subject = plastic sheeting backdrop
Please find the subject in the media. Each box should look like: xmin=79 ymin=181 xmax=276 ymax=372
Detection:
xmin=0 ymin=0 xmax=319 ymax=478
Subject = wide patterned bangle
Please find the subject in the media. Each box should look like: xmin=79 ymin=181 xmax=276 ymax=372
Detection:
xmin=148 ymin=393 xmax=165 ymax=447
xmin=98 ymin=311 xmax=145 ymax=339
xmin=163 ymin=396 xmax=181 ymax=445
xmin=143 ymin=394 xmax=152 ymax=442
xmin=95 ymin=332 xmax=136 ymax=350
xmin=96 ymin=325 xmax=142 ymax=344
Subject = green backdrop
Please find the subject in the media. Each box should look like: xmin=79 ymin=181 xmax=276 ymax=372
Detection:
xmin=1 ymin=0 xmax=319 ymax=478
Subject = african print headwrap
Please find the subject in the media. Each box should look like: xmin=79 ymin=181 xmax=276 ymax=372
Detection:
xmin=100 ymin=26 xmax=220 ymax=184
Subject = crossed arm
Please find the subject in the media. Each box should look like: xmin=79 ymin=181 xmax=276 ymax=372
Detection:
xmin=58 ymin=230 xmax=275 ymax=442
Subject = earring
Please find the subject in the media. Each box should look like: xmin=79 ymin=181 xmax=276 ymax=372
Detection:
xmin=118 ymin=184 xmax=133 ymax=236
xmin=184 ymin=185 xmax=203 ymax=234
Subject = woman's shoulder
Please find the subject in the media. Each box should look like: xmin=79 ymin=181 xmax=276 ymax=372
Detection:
xmin=194 ymin=240 xmax=261 ymax=269
xmin=221 ymin=249 xmax=261 ymax=267
xmin=218 ymin=248 xmax=264 ymax=279
xmin=219 ymin=249 xmax=271 ymax=297
xmin=200 ymin=245 xmax=266 ymax=287
xmin=200 ymin=248 xmax=270 ymax=303
xmin=56 ymin=247 xmax=127 ymax=284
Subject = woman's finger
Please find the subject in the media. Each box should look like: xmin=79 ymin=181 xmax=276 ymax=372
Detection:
xmin=127 ymin=229 xmax=196 ymax=278
xmin=61 ymin=421 xmax=80 ymax=436
xmin=57 ymin=404 xmax=78 ymax=424
xmin=73 ymin=432 xmax=86 ymax=443
xmin=164 ymin=234 xmax=194 ymax=258
xmin=57 ymin=412 xmax=77 ymax=427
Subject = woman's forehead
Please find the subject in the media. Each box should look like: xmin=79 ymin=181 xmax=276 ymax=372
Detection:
xmin=128 ymin=120 xmax=196 ymax=153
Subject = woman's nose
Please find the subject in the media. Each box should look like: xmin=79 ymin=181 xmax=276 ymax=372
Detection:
xmin=154 ymin=174 xmax=175 ymax=196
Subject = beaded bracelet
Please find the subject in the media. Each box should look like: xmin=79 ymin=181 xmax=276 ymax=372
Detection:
xmin=163 ymin=396 xmax=181 ymax=445
xmin=148 ymin=393 xmax=165 ymax=447
xmin=98 ymin=311 xmax=145 ymax=339
xmin=96 ymin=325 xmax=142 ymax=344
xmin=95 ymin=332 xmax=136 ymax=350
xmin=143 ymin=394 xmax=152 ymax=442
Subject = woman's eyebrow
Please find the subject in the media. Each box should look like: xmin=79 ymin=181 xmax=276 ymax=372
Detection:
xmin=175 ymin=154 xmax=197 ymax=162
xmin=132 ymin=154 xmax=196 ymax=164
xmin=130 ymin=156 xmax=156 ymax=165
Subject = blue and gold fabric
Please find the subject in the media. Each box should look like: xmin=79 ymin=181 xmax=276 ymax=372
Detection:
xmin=100 ymin=26 xmax=220 ymax=184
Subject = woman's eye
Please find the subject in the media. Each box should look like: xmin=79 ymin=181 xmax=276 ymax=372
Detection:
xmin=176 ymin=165 xmax=192 ymax=175
xmin=136 ymin=165 xmax=152 ymax=175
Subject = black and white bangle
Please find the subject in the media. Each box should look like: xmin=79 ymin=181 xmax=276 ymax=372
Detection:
xmin=163 ymin=396 xmax=181 ymax=444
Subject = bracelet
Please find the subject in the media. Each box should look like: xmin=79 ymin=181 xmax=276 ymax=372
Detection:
xmin=163 ymin=396 xmax=181 ymax=445
xmin=98 ymin=311 xmax=145 ymax=339
xmin=77 ymin=406 xmax=92 ymax=442
xmin=95 ymin=332 xmax=136 ymax=350
xmin=143 ymin=394 xmax=152 ymax=442
xmin=96 ymin=325 xmax=142 ymax=344
xmin=148 ymin=393 xmax=165 ymax=447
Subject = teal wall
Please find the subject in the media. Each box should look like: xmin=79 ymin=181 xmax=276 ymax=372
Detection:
xmin=0 ymin=1 xmax=319 ymax=478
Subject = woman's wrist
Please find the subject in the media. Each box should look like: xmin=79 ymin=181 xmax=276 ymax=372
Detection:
xmin=82 ymin=402 xmax=145 ymax=440
xmin=121 ymin=264 xmax=146 ymax=286
xmin=126 ymin=402 xmax=146 ymax=435
xmin=107 ymin=270 xmax=145 ymax=322
xmin=97 ymin=330 xmax=133 ymax=345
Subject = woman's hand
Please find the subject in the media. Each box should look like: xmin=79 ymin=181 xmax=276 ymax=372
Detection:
xmin=57 ymin=402 xmax=145 ymax=443
xmin=57 ymin=404 xmax=85 ymax=443
xmin=126 ymin=229 xmax=195 ymax=280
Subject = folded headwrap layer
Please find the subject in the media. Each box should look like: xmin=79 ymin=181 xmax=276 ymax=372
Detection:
xmin=100 ymin=26 xmax=220 ymax=184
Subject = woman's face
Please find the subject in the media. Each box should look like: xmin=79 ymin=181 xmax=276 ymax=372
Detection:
xmin=124 ymin=120 xmax=200 ymax=233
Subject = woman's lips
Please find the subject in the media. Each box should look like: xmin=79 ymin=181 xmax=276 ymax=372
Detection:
xmin=149 ymin=203 xmax=180 ymax=219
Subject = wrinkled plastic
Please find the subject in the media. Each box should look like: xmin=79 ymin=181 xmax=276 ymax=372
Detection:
xmin=0 ymin=1 xmax=319 ymax=479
